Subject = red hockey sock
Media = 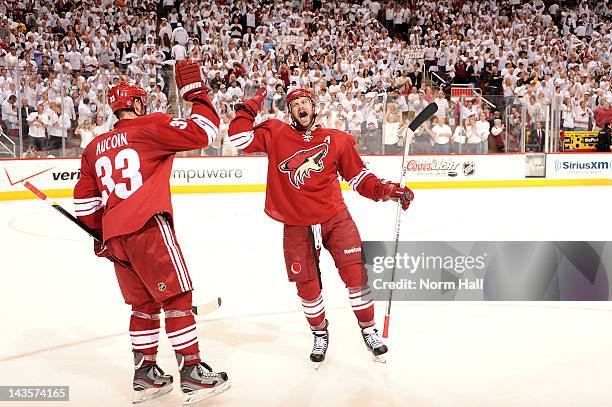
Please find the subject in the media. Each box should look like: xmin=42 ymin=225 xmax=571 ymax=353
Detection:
xmin=130 ymin=302 xmax=162 ymax=364
xmin=163 ymin=291 xmax=200 ymax=366
xmin=339 ymin=264 xmax=375 ymax=328
xmin=296 ymin=278 xmax=327 ymax=330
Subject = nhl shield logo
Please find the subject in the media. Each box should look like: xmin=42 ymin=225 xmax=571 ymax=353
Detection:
xmin=158 ymin=282 xmax=167 ymax=292
xmin=463 ymin=161 xmax=475 ymax=176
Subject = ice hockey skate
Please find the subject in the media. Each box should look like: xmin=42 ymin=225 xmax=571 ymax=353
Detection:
xmin=310 ymin=330 xmax=329 ymax=369
xmin=132 ymin=353 xmax=173 ymax=404
xmin=362 ymin=327 xmax=388 ymax=363
xmin=177 ymin=354 xmax=230 ymax=405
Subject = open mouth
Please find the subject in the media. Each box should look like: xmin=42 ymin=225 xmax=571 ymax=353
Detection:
xmin=299 ymin=110 xmax=308 ymax=118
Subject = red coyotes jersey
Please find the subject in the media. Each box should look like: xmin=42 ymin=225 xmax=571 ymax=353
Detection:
xmin=73 ymin=102 xmax=220 ymax=242
xmin=228 ymin=111 xmax=372 ymax=226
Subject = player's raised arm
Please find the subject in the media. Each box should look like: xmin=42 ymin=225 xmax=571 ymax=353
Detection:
xmin=152 ymin=60 xmax=221 ymax=152
xmin=228 ymin=87 xmax=270 ymax=153
xmin=338 ymin=134 xmax=414 ymax=210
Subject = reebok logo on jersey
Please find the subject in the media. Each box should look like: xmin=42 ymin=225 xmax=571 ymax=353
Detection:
xmin=278 ymin=143 xmax=328 ymax=189
xmin=344 ymin=247 xmax=362 ymax=255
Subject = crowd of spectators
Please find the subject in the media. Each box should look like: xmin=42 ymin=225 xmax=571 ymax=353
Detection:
xmin=0 ymin=0 xmax=611 ymax=158
xmin=380 ymin=0 xmax=612 ymax=152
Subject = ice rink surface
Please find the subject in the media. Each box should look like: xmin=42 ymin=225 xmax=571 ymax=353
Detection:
xmin=1 ymin=186 xmax=611 ymax=407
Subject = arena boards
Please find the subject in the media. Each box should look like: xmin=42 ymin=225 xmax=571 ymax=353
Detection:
xmin=0 ymin=153 xmax=610 ymax=201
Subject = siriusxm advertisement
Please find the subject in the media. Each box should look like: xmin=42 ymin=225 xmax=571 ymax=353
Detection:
xmin=546 ymin=155 xmax=612 ymax=179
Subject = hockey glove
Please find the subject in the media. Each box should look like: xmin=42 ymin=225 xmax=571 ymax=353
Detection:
xmin=235 ymin=87 xmax=267 ymax=118
xmin=175 ymin=60 xmax=208 ymax=102
xmin=375 ymin=180 xmax=414 ymax=210
xmin=94 ymin=239 xmax=111 ymax=260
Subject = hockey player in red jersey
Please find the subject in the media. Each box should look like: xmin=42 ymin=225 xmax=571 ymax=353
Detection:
xmin=228 ymin=87 xmax=414 ymax=365
xmin=73 ymin=61 xmax=230 ymax=404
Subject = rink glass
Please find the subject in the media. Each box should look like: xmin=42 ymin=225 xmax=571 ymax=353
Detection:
xmin=1 ymin=66 xmax=568 ymax=159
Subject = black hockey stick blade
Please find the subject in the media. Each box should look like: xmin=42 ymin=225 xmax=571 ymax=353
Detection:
xmin=192 ymin=297 xmax=222 ymax=316
xmin=409 ymin=103 xmax=438 ymax=132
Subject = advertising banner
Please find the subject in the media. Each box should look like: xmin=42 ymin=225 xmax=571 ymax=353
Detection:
xmin=0 ymin=158 xmax=81 ymax=193
xmin=362 ymin=154 xmax=525 ymax=182
xmin=0 ymin=153 xmax=609 ymax=200
xmin=545 ymin=153 xmax=612 ymax=179
xmin=169 ymin=156 xmax=267 ymax=187
xmin=562 ymin=131 xmax=600 ymax=151
xmin=0 ymin=157 xmax=270 ymax=195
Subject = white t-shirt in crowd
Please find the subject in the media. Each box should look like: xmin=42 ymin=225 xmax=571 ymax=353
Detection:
xmin=79 ymin=128 xmax=95 ymax=148
xmin=27 ymin=111 xmax=49 ymax=138
xmin=171 ymin=44 xmax=187 ymax=60
xmin=78 ymin=102 xmax=93 ymax=125
xmin=434 ymin=97 xmax=449 ymax=118
xmin=453 ymin=125 xmax=466 ymax=144
xmin=172 ymin=27 xmax=189 ymax=46
xmin=384 ymin=120 xmax=400 ymax=145
xmin=66 ymin=51 xmax=82 ymax=70
xmin=432 ymin=124 xmax=452 ymax=144
xmin=466 ymin=125 xmax=480 ymax=144
xmin=47 ymin=112 xmax=71 ymax=137
xmin=476 ymin=120 xmax=491 ymax=142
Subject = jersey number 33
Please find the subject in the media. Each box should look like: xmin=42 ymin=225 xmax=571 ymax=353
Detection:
xmin=94 ymin=148 xmax=143 ymax=205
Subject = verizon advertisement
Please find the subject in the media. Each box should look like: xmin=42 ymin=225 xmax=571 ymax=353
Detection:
xmin=0 ymin=158 xmax=82 ymax=193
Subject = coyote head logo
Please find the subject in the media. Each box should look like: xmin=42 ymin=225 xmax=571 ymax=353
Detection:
xmin=278 ymin=143 xmax=329 ymax=189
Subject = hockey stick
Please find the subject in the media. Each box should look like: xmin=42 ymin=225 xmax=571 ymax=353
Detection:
xmin=192 ymin=297 xmax=222 ymax=316
xmin=382 ymin=102 xmax=438 ymax=339
xmin=22 ymin=181 xmax=222 ymax=316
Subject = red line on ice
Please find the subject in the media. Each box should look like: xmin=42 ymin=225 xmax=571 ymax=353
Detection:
xmin=0 ymin=331 xmax=125 ymax=362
